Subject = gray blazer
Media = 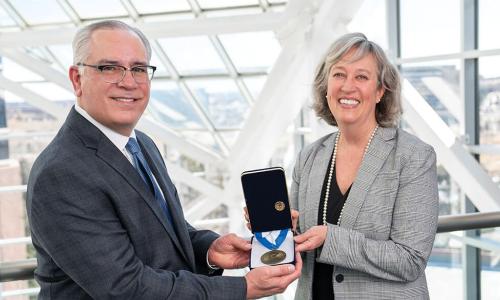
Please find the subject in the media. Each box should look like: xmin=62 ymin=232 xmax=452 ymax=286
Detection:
xmin=27 ymin=107 xmax=246 ymax=299
xmin=291 ymin=127 xmax=439 ymax=300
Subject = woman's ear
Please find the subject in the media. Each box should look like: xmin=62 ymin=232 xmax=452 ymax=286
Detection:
xmin=376 ymin=86 xmax=385 ymax=103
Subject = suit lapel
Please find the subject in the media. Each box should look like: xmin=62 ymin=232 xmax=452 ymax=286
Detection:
xmin=305 ymin=133 xmax=337 ymax=230
xmin=94 ymin=138 xmax=191 ymax=264
xmin=339 ymin=127 xmax=396 ymax=229
xmin=139 ymin=142 xmax=195 ymax=268
xmin=66 ymin=108 xmax=191 ymax=267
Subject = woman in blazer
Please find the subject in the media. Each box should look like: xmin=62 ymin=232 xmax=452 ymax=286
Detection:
xmin=291 ymin=33 xmax=439 ymax=299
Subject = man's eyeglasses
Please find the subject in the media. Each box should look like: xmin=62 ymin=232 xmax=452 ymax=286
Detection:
xmin=76 ymin=63 xmax=156 ymax=84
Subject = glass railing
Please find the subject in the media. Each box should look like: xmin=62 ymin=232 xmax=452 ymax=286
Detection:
xmin=1 ymin=212 xmax=499 ymax=299
xmin=427 ymin=212 xmax=500 ymax=300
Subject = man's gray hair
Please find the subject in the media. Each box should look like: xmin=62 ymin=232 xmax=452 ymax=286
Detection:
xmin=72 ymin=20 xmax=152 ymax=65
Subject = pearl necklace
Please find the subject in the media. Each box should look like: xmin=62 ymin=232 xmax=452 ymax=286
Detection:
xmin=322 ymin=124 xmax=379 ymax=225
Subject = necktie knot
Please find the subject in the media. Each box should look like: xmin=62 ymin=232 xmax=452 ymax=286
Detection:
xmin=126 ymin=138 xmax=141 ymax=155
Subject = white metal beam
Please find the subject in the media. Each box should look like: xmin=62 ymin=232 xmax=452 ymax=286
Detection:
xmin=0 ymin=48 xmax=73 ymax=92
xmin=395 ymin=47 xmax=500 ymax=65
xmin=180 ymin=0 xmax=320 ymax=223
xmin=0 ymin=77 xmax=225 ymax=219
xmin=0 ymin=73 xmax=222 ymax=166
xmin=444 ymin=233 xmax=500 ymax=253
xmin=229 ymin=0 xmax=364 ymax=170
xmin=195 ymin=0 xmax=365 ymax=225
xmin=184 ymin=197 xmax=218 ymax=222
xmin=164 ymin=161 xmax=226 ymax=224
xmin=403 ymin=79 xmax=500 ymax=212
xmin=150 ymin=41 xmax=230 ymax=156
xmin=467 ymin=144 xmax=500 ymax=155
xmin=0 ymin=74 xmax=68 ymax=120
xmin=421 ymin=77 xmax=463 ymax=125
xmin=0 ymin=12 xmax=285 ymax=48
xmin=164 ymin=161 xmax=224 ymax=198
xmin=192 ymin=218 xmax=229 ymax=228
xmin=137 ymin=116 xmax=223 ymax=165
xmin=0 ymin=44 xmax=224 ymax=167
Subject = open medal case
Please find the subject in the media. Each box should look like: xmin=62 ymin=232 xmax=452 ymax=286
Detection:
xmin=241 ymin=167 xmax=295 ymax=269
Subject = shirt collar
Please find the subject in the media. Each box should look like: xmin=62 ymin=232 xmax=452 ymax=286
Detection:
xmin=74 ymin=103 xmax=136 ymax=152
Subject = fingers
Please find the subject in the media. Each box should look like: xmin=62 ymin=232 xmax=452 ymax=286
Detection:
xmin=295 ymin=236 xmax=322 ymax=252
xmin=214 ymin=234 xmax=251 ymax=252
xmin=284 ymin=252 xmax=302 ymax=280
xmin=245 ymin=257 xmax=302 ymax=299
xmin=266 ymin=263 xmax=295 ymax=277
xmin=275 ymin=252 xmax=302 ymax=282
xmin=231 ymin=255 xmax=250 ymax=269
xmin=294 ymin=226 xmax=327 ymax=252
xmin=265 ymin=257 xmax=302 ymax=292
xmin=293 ymin=230 xmax=311 ymax=244
xmin=243 ymin=207 xmax=249 ymax=219
xmin=291 ymin=209 xmax=299 ymax=232
xmin=294 ymin=239 xmax=313 ymax=252
xmin=231 ymin=235 xmax=252 ymax=251
xmin=222 ymin=233 xmax=251 ymax=250
xmin=243 ymin=207 xmax=252 ymax=231
xmin=295 ymin=251 xmax=303 ymax=269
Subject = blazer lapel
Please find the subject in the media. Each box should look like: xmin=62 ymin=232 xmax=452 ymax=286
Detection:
xmin=304 ymin=133 xmax=337 ymax=230
xmin=140 ymin=144 xmax=195 ymax=268
xmin=339 ymin=126 xmax=397 ymax=229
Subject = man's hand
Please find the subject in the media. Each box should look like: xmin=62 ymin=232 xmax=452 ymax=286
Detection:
xmin=207 ymin=234 xmax=251 ymax=269
xmin=294 ymin=225 xmax=327 ymax=252
xmin=245 ymin=252 xmax=302 ymax=299
xmin=244 ymin=207 xmax=299 ymax=233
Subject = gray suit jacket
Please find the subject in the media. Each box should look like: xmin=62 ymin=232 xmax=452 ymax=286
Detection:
xmin=27 ymin=107 xmax=246 ymax=299
xmin=291 ymin=127 xmax=438 ymax=300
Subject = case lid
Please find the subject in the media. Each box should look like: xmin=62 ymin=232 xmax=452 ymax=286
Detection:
xmin=241 ymin=167 xmax=292 ymax=233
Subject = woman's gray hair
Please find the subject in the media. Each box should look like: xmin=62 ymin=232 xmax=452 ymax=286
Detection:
xmin=312 ymin=32 xmax=401 ymax=127
xmin=72 ymin=20 xmax=152 ymax=65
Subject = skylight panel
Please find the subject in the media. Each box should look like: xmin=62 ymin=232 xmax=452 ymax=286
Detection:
xmin=149 ymin=80 xmax=205 ymax=129
xmin=130 ymin=0 xmax=191 ymax=14
xmin=68 ymin=0 xmax=128 ymax=19
xmin=219 ymin=31 xmax=280 ymax=73
xmin=186 ymin=78 xmax=248 ymax=129
xmin=9 ymin=0 xmax=70 ymax=25
xmin=158 ymin=36 xmax=227 ymax=75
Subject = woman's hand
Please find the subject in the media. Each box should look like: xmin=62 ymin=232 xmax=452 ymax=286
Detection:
xmin=293 ymin=225 xmax=328 ymax=252
xmin=244 ymin=207 xmax=299 ymax=233
xmin=243 ymin=207 xmax=252 ymax=231
xmin=290 ymin=209 xmax=299 ymax=233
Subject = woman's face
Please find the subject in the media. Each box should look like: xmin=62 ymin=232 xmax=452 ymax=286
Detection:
xmin=326 ymin=50 xmax=385 ymax=129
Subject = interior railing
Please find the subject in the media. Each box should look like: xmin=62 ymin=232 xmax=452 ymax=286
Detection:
xmin=1 ymin=211 xmax=500 ymax=282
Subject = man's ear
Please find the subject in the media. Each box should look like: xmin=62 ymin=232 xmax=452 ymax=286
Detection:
xmin=69 ymin=66 xmax=82 ymax=97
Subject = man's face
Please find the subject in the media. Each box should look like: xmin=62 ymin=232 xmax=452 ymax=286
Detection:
xmin=69 ymin=29 xmax=150 ymax=136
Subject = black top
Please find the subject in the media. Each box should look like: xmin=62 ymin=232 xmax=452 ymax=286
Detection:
xmin=313 ymin=154 xmax=351 ymax=300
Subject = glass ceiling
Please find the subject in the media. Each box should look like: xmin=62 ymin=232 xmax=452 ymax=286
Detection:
xmin=0 ymin=0 xmax=287 ymax=153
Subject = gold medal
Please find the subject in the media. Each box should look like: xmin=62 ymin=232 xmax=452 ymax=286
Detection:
xmin=274 ymin=201 xmax=285 ymax=211
xmin=260 ymin=249 xmax=286 ymax=265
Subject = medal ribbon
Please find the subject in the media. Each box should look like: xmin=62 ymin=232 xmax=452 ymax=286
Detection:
xmin=255 ymin=229 xmax=288 ymax=250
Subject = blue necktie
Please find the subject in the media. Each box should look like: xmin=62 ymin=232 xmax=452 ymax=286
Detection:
xmin=126 ymin=138 xmax=172 ymax=224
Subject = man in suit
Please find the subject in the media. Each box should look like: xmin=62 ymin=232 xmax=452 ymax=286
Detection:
xmin=26 ymin=20 xmax=301 ymax=299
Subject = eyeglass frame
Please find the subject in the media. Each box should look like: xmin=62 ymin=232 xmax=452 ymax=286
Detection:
xmin=76 ymin=63 xmax=157 ymax=84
